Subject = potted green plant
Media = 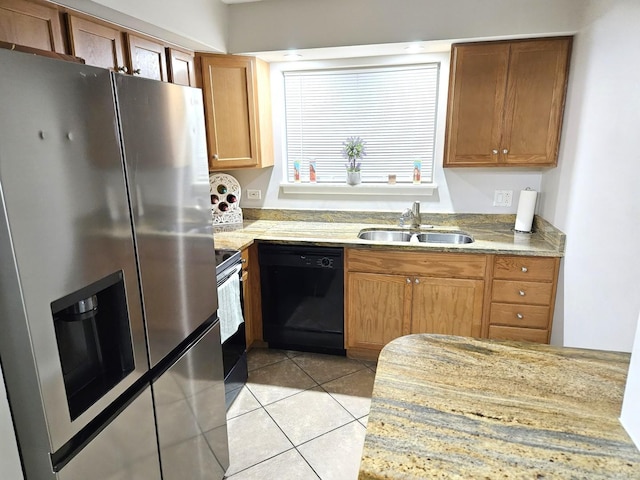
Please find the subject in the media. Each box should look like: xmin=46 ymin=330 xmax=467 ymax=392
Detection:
xmin=342 ymin=136 xmax=366 ymax=185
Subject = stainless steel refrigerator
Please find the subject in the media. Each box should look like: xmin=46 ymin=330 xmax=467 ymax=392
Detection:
xmin=0 ymin=49 xmax=229 ymax=479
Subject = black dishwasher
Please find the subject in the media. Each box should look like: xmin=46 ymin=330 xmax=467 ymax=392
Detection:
xmin=259 ymin=244 xmax=345 ymax=355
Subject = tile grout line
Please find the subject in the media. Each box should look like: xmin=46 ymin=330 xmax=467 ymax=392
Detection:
xmin=227 ymin=350 xmax=374 ymax=478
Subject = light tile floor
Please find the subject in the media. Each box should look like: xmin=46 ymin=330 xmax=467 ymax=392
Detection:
xmin=223 ymin=348 xmax=376 ymax=480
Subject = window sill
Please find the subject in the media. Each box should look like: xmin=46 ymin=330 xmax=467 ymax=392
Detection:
xmin=279 ymin=182 xmax=438 ymax=196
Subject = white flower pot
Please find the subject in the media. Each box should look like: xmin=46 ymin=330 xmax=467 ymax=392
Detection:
xmin=346 ymin=171 xmax=361 ymax=185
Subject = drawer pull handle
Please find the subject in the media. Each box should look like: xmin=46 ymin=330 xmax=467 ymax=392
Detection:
xmin=521 ymin=266 xmax=528 ymax=273
xmin=516 ymin=313 xmax=524 ymax=319
xmin=519 ymin=290 xmax=526 ymax=296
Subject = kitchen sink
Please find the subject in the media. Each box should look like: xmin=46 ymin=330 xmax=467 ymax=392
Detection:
xmin=357 ymin=229 xmax=474 ymax=244
xmin=413 ymin=232 xmax=474 ymax=244
xmin=357 ymin=230 xmax=413 ymax=242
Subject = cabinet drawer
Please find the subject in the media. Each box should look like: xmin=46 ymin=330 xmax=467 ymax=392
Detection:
xmin=493 ymin=256 xmax=557 ymax=281
xmin=491 ymin=280 xmax=553 ymax=305
xmin=346 ymin=249 xmax=486 ymax=278
xmin=488 ymin=325 xmax=548 ymax=343
xmin=489 ymin=303 xmax=549 ymax=329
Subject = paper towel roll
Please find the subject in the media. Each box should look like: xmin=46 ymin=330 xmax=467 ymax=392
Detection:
xmin=514 ymin=189 xmax=538 ymax=232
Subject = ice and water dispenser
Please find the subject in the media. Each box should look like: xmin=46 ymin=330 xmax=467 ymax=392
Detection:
xmin=51 ymin=271 xmax=135 ymax=420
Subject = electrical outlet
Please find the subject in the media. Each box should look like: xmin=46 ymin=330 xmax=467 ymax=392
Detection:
xmin=493 ymin=190 xmax=513 ymax=207
xmin=247 ymin=189 xmax=262 ymax=200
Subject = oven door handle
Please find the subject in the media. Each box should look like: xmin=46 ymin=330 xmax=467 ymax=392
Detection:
xmin=217 ymin=263 xmax=242 ymax=287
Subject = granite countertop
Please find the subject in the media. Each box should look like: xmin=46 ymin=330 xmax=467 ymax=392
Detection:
xmin=213 ymin=209 xmax=565 ymax=257
xmin=359 ymin=334 xmax=640 ymax=479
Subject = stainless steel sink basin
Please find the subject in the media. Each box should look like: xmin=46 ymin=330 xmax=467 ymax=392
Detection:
xmin=414 ymin=232 xmax=474 ymax=244
xmin=357 ymin=230 xmax=413 ymax=242
xmin=357 ymin=229 xmax=474 ymax=244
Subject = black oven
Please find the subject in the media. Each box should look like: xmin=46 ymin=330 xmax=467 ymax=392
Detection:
xmin=215 ymin=249 xmax=248 ymax=408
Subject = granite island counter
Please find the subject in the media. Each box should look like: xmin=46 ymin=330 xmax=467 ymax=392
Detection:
xmin=359 ymin=334 xmax=640 ymax=479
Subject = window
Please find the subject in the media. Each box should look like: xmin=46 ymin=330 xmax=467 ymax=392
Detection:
xmin=284 ymin=64 xmax=439 ymax=185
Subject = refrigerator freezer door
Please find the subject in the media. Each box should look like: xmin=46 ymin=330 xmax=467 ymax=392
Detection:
xmin=0 ymin=49 xmax=149 ymax=455
xmin=59 ymin=387 xmax=161 ymax=480
xmin=154 ymin=322 xmax=229 ymax=479
xmin=114 ymin=75 xmax=218 ymax=366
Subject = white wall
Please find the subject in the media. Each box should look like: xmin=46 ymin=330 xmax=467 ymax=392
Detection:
xmin=54 ymin=0 xmax=228 ymax=52
xmin=227 ymin=0 xmax=584 ymax=53
xmin=540 ymin=0 xmax=640 ymax=352
xmin=621 ymin=312 xmax=640 ymax=449
xmin=0 ymin=368 xmax=22 ymax=479
xmin=233 ymin=52 xmax=543 ymax=213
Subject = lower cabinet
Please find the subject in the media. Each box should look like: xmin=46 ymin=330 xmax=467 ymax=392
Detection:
xmin=486 ymin=255 xmax=560 ymax=343
xmin=411 ymin=276 xmax=484 ymax=337
xmin=346 ymin=272 xmax=409 ymax=353
xmin=345 ymin=249 xmax=486 ymax=358
xmin=345 ymin=248 xmax=560 ymax=358
xmin=241 ymin=242 xmax=263 ymax=350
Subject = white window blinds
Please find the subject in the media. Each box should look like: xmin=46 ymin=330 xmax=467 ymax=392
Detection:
xmin=284 ymin=64 xmax=439 ymax=184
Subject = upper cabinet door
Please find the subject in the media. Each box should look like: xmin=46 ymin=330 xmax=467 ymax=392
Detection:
xmin=199 ymin=54 xmax=259 ymax=169
xmin=0 ymin=0 xmax=65 ymax=53
xmin=444 ymin=43 xmax=509 ymax=166
xmin=126 ymin=33 xmax=168 ymax=82
xmin=501 ymin=39 xmax=571 ymax=165
xmin=67 ymin=14 xmax=126 ymax=72
xmin=167 ymin=47 xmax=196 ymax=87
xmin=444 ymin=37 xmax=572 ymax=168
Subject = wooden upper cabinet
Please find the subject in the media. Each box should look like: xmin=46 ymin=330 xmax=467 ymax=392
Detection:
xmin=167 ymin=47 xmax=195 ymax=87
xmin=444 ymin=37 xmax=572 ymax=168
xmin=126 ymin=33 xmax=168 ymax=82
xmin=67 ymin=14 xmax=126 ymax=72
xmin=0 ymin=0 xmax=65 ymax=53
xmin=198 ymin=53 xmax=274 ymax=170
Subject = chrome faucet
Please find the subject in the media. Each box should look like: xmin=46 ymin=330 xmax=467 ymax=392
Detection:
xmin=399 ymin=201 xmax=421 ymax=228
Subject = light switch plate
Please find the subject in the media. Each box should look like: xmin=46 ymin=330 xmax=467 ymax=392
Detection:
xmin=493 ymin=190 xmax=513 ymax=207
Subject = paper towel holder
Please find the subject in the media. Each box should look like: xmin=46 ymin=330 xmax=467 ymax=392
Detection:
xmin=514 ymin=187 xmax=538 ymax=234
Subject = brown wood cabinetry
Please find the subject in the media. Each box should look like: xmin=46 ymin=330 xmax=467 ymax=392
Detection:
xmin=125 ymin=33 xmax=168 ymax=81
xmin=486 ymin=255 xmax=560 ymax=343
xmin=167 ymin=47 xmax=196 ymax=87
xmin=345 ymin=249 xmax=486 ymax=357
xmin=0 ymin=0 xmax=65 ymax=53
xmin=346 ymin=272 xmax=409 ymax=354
xmin=444 ymin=37 xmax=571 ymax=167
xmin=241 ymin=243 xmax=263 ymax=350
xmin=197 ymin=53 xmax=274 ymax=171
xmin=67 ymin=14 xmax=126 ymax=72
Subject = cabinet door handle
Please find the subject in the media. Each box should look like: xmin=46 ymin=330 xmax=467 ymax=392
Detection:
xmin=213 ymin=154 xmax=219 ymax=160
xmin=492 ymin=149 xmax=499 ymax=154
xmin=516 ymin=313 xmax=524 ymax=319
xmin=519 ymin=290 xmax=526 ymax=296
xmin=406 ymin=278 xmax=411 ymax=284
xmin=521 ymin=266 xmax=528 ymax=273
xmin=502 ymin=149 xmax=509 ymax=154
xmin=116 ymin=66 xmax=128 ymax=73
xmin=414 ymin=278 xmax=420 ymax=284
xmin=132 ymin=68 xmax=141 ymax=75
